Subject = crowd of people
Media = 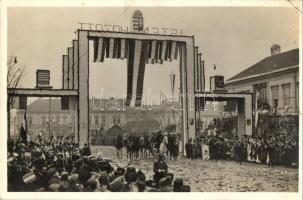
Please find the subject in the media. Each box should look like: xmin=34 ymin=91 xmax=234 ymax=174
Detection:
xmin=184 ymin=128 xmax=298 ymax=166
xmin=7 ymin=134 xmax=190 ymax=192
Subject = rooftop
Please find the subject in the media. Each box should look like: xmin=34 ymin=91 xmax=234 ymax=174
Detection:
xmin=226 ymin=48 xmax=299 ymax=83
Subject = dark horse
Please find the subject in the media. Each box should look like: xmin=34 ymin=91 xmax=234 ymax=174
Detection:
xmin=125 ymin=135 xmax=140 ymax=160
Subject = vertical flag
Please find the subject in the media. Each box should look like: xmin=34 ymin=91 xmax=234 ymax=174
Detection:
xmin=130 ymin=40 xmax=142 ymax=106
xmin=126 ymin=39 xmax=136 ymax=106
xmin=145 ymin=40 xmax=151 ymax=64
xmin=113 ymin=38 xmax=121 ymax=58
xmin=171 ymin=41 xmax=177 ymax=60
xmin=124 ymin=39 xmax=129 ymax=59
xmin=160 ymin=40 xmax=167 ymax=64
xmin=170 ymin=71 xmax=176 ymax=97
xmin=120 ymin=39 xmax=126 ymax=59
xmin=104 ymin=38 xmax=110 ymax=58
xmin=95 ymin=38 xmax=103 ymax=62
xmin=101 ymin=38 xmax=109 ymax=61
xmin=174 ymin=42 xmax=179 ymax=60
xmin=255 ymin=90 xmax=259 ymax=127
xmin=135 ymin=40 xmax=148 ymax=107
xmin=149 ymin=40 xmax=156 ymax=64
xmin=165 ymin=41 xmax=172 ymax=61
xmin=18 ymin=108 xmax=27 ymax=143
xmin=109 ymin=38 xmax=115 ymax=58
xmin=154 ymin=41 xmax=160 ymax=63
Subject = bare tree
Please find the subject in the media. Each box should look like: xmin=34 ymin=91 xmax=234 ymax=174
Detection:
xmin=7 ymin=56 xmax=25 ymax=107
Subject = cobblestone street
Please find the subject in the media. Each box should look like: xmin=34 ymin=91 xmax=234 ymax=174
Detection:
xmin=92 ymin=146 xmax=298 ymax=192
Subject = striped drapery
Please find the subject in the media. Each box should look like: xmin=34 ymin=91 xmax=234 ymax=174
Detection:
xmin=93 ymin=37 xmax=183 ymax=107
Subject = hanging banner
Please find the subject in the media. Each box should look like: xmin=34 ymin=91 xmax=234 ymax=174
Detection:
xmin=135 ymin=40 xmax=148 ymax=107
xmin=126 ymin=39 xmax=136 ymax=106
xmin=131 ymin=40 xmax=143 ymax=106
xmin=170 ymin=72 xmax=176 ymax=97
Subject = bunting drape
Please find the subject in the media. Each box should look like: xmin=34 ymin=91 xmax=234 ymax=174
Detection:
xmin=93 ymin=37 xmax=183 ymax=107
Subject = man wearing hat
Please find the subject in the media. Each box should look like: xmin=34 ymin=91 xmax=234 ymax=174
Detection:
xmin=173 ymin=178 xmax=191 ymax=192
xmin=81 ymin=143 xmax=91 ymax=157
xmin=97 ymin=172 xmax=110 ymax=192
xmin=124 ymin=165 xmax=138 ymax=184
xmin=110 ymin=167 xmax=125 ymax=182
xmin=153 ymin=153 xmax=168 ymax=188
xmin=159 ymin=176 xmax=172 ymax=192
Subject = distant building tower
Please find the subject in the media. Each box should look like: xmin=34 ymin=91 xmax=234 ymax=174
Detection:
xmin=271 ymin=44 xmax=281 ymax=56
xmin=131 ymin=10 xmax=144 ymax=32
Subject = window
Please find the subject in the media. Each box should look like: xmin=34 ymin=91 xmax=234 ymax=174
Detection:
xmin=271 ymin=85 xmax=279 ymax=108
xmin=282 ymin=84 xmax=290 ymax=106
xmin=167 ymin=116 xmax=171 ymax=124
xmin=254 ymin=83 xmax=267 ymax=100
xmin=94 ymin=115 xmax=99 ymax=125
xmin=117 ymin=116 xmax=121 ymax=124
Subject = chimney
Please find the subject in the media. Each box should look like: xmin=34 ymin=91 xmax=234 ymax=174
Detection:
xmin=271 ymin=44 xmax=281 ymax=56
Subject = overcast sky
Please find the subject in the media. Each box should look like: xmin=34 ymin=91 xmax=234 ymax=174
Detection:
xmin=8 ymin=7 xmax=299 ymax=101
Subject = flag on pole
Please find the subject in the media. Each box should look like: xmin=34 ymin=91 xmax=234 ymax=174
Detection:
xmin=18 ymin=108 xmax=28 ymax=143
xmin=170 ymin=71 xmax=176 ymax=97
xmin=255 ymin=90 xmax=259 ymax=127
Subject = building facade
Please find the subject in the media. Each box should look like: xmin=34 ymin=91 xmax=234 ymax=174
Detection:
xmin=225 ymin=46 xmax=299 ymax=115
xmin=10 ymin=96 xmax=226 ymax=140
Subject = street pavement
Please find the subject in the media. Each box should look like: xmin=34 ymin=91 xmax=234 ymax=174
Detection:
xmin=91 ymin=146 xmax=298 ymax=192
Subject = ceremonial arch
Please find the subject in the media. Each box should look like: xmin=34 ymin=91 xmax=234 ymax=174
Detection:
xmin=8 ymin=28 xmax=253 ymax=153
